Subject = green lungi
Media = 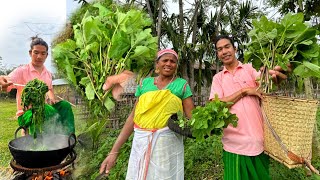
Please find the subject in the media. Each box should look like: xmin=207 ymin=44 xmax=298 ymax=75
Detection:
xmin=223 ymin=150 xmax=270 ymax=180
xmin=18 ymin=100 xmax=75 ymax=136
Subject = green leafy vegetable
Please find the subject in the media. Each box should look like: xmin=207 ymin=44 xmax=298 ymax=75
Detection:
xmin=21 ymin=79 xmax=48 ymax=138
xmin=52 ymin=2 xmax=158 ymax=117
xmin=177 ymin=95 xmax=238 ymax=141
xmin=244 ymin=13 xmax=320 ymax=93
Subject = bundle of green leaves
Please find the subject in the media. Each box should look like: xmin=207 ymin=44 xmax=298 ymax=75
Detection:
xmin=52 ymin=2 xmax=158 ymax=117
xmin=21 ymin=79 xmax=49 ymax=138
xmin=244 ymin=13 xmax=320 ymax=93
xmin=178 ymin=96 xmax=238 ymax=141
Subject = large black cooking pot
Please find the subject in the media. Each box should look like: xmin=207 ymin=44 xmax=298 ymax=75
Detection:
xmin=8 ymin=126 xmax=76 ymax=168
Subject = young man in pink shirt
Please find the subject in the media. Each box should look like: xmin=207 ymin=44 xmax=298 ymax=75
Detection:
xmin=7 ymin=37 xmax=56 ymax=117
xmin=209 ymin=35 xmax=289 ymax=180
xmin=0 ymin=36 xmax=74 ymax=136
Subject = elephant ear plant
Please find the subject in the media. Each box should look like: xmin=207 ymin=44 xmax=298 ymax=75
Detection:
xmin=244 ymin=13 xmax=320 ymax=93
xmin=52 ymin=3 xmax=158 ymax=118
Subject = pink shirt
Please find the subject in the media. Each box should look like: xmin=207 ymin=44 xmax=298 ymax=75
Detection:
xmin=7 ymin=63 xmax=53 ymax=117
xmin=209 ymin=61 xmax=264 ymax=156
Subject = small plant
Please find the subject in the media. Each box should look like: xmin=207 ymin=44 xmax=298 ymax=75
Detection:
xmin=177 ymin=95 xmax=238 ymax=141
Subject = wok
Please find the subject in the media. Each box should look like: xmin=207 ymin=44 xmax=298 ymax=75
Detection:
xmin=8 ymin=126 xmax=76 ymax=168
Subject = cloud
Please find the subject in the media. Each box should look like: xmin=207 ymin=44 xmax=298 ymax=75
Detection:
xmin=0 ymin=0 xmax=67 ymax=72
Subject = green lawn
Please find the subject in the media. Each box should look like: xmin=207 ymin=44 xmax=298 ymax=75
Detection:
xmin=0 ymin=99 xmax=18 ymax=167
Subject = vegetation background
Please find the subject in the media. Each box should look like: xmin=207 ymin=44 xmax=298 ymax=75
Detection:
xmin=1 ymin=0 xmax=320 ymax=179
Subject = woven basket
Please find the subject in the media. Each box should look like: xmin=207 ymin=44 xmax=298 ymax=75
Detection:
xmin=262 ymin=95 xmax=319 ymax=168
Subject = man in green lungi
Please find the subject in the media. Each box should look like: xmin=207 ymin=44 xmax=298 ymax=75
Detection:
xmin=209 ymin=35 xmax=288 ymax=180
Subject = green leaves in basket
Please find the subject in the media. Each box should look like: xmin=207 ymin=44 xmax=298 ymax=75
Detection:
xmin=176 ymin=111 xmax=190 ymax=129
xmin=176 ymin=95 xmax=238 ymax=141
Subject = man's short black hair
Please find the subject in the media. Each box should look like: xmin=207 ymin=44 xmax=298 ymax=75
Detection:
xmin=214 ymin=35 xmax=235 ymax=50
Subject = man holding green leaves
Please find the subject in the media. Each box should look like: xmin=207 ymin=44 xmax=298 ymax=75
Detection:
xmin=209 ymin=35 xmax=289 ymax=180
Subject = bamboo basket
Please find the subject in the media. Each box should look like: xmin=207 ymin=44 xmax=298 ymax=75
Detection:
xmin=262 ymin=95 xmax=319 ymax=168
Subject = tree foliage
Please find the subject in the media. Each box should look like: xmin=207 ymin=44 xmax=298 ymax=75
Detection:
xmin=264 ymin=0 xmax=320 ymax=29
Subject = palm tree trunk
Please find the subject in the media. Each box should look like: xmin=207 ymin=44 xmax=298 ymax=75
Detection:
xmin=157 ymin=0 xmax=164 ymax=48
xmin=178 ymin=0 xmax=188 ymax=81
xmin=214 ymin=0 xmax=226 ymax=74
xmin=190 ymin=0 xmax=201 ymax=93
xmin=145 ymin=0 xmax=156 ymax=35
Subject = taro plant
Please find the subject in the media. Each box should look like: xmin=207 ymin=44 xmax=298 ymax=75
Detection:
xmin=52 ymin=2 xmax=158 ymax=118
xmin=244 ymin=13 xmax=320 ymax=93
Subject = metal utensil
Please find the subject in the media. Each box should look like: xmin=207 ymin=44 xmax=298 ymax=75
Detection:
xmin=13 ymin=83 xmax=25 ymax=87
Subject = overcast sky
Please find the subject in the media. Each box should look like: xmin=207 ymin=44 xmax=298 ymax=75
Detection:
xmin=0 ymin=0 xmax=276 ymax=74
xmin=0 ymin=0 xmax=81 ymax=73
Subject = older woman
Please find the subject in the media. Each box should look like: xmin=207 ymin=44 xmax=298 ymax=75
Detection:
xmin=99 ymin=49 xmax=194 ymax=179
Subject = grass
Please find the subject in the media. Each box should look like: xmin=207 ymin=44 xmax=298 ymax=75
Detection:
xmin=0 ymin=98 xmax=18 ymax=167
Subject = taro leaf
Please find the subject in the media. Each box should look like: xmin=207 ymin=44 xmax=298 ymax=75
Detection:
xmin=83 ymin=17 xmax=102 ymax=43
xmin=93 ymin=3 xmax=113 ymax=17
xmin=85 ymin=42 xmax=100 ymax=54
xmin=59 ymin=40 xmax=77 ymax=53
xmin=85 ymin=83 xmax=95 ymax=100
xmin=302 ymin=61 xmax=320 ymax=78
xmin=74 ymin=26 xmax=85 ymax=48
xmin=109 ymin=31 xmax=130 ymax=59
xmin=125 ymin=10 xmax=144 ymax=34
xmin=117 ymin=11 xmax=128 ymax=29
xmin=298 ymin=39 xmax=313 ymax=46
xmin=79 ymin=77 xmax=90 ymax=86
xmin=79 ymin=50 xmax=90 ymax=62
xmin=103 ymin=96 xmax=115 ymax=111
xmin=132 ymin=29 xmax=152 ymax=47
xmin=65 ymin=58 xmax=77 ymax=85
xmin=295 ymin=28 xmax=317 ymax=44
xmin=285 ymin=23 xmax=307 ymax=39
xmin=252 ymin=16 xmax=273 ymax=32
xmin=52 ymin=40 xmax=77 ymax=60
xmin=294 ymin=63 xmax=320 ymax=78
xmin=311 ymin=58 xmax=320 ymax=66
xmin=130 ymin=46 xmax=150 ymax=59
xmin=281 ymin=13 xmax=304 ymax=28
xmin=297 ymin=43 xmax=319 ymax=59
xmin=215 ymin=119 xmax=225 ymax=129
xmin=267 ymin=29 xmax=277 ymax=40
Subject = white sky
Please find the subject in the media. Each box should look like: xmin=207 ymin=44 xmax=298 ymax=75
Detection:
xmin=0 ymin=0 xmax=81 ymax=73
xmin=0 ymin=0 xmax=275 ymax=74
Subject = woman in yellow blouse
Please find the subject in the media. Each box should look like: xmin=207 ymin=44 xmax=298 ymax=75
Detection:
xmin=99 ymin=49 xmax=194 ymax=180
